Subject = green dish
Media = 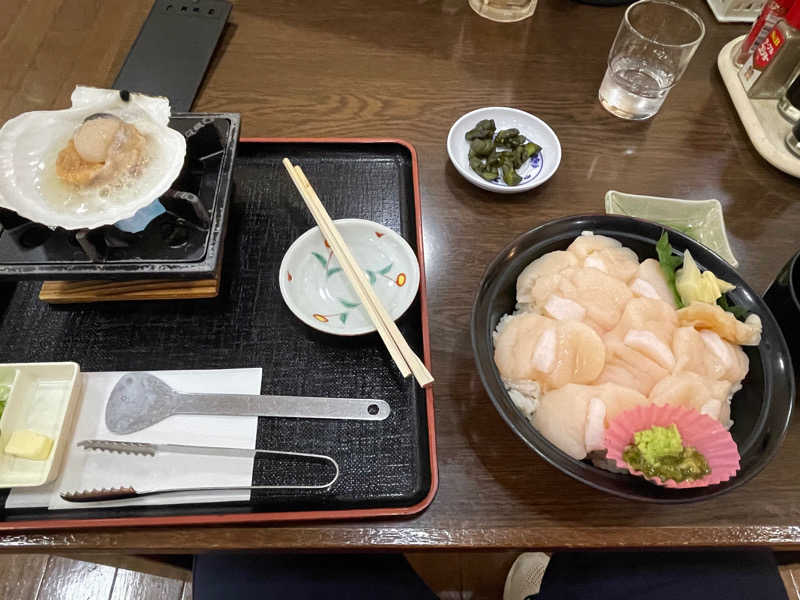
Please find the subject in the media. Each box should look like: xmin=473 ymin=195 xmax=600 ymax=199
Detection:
xmin=604 ymin=190 xmax=739 ymax=267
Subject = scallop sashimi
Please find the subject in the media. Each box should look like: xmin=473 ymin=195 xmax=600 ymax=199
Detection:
xmin=493 ymin=313 xmax=605 ymax=390
xmin=672 ymin=326 xmax=749 ymax=384
xmin=649 ymin=373 xmax=734 ymax=427
xmin=604 ymin=298 xmax=678 ymax=371
xmin=532 ymin=383 xmax=649 ymax=460
xmin=630 ymin=258 xmax=677 ymax=307
xmin=582 ymin=246 xmax=641 ymax=282
xmin=597 ymin=340 xmax=670 ymax=395
xmin=566 ymin=232 xmax=621 ymax=260
xmin=517 ymin=251 xmax=579 ymax=305
xmin=548 ymin=267 xmax=634 ymax=332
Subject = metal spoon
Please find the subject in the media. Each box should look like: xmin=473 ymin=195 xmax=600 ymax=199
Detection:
xmin=105 ymin=372 xmax=390 ymax=434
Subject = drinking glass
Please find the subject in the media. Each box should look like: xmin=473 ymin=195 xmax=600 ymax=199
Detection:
xmin=599 ymin=0 xmax=705 ymax=120
xmin=468 ymin=0 xmax=537 ymax=22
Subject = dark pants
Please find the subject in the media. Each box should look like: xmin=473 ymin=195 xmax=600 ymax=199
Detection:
xmin=536 ymin=550 xmax=789 ymax=600
xmin=193 ymin=553 xmax=439 ymax=600
xmin=193 ymin=550 xmax=788 ymax=600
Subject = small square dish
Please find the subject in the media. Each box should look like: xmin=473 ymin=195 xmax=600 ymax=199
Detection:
xmin=604 ymin=190 xmax=739 ymax=267
xmin=0 ymin=362 xmax=81 ymax=488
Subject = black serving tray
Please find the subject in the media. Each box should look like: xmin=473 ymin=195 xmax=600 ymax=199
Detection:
xmin=0 ymin=113 xmax=239 ymax=281
xmin=0 ymin=138 xmax=436 ymax=529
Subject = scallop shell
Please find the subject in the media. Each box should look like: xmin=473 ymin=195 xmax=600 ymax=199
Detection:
xmin=0 ymin=86 xmax=186 ymax=230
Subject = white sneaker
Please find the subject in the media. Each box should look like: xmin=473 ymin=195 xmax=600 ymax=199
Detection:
xmin=503 ymin=552 xmax=550 ymax=600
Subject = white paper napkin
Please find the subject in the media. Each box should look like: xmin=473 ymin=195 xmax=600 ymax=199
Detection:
xmin=6 ymin=368 xmax=261 ymax=510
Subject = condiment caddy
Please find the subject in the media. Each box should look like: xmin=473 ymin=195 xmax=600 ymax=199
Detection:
xmin=718 ymin=35 xmax=800 ymax=178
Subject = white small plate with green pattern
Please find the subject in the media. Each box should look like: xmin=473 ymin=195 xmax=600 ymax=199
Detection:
xmin=605 ymin=190 xmax=739 ymax=267
xmin=279 ymin=219 xmax=421 ymax=336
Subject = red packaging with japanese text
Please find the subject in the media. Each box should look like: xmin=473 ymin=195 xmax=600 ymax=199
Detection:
xmin=735 ymin=0 xmax=795 ymax=66
xmin=739 ymin=2 xmax=800 ymax=98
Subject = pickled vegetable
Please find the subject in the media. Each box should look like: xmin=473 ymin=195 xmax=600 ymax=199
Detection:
xmin=675 ymin=250 xmax=735 ymax=305
xmin=469 ymin=138 xmax=495 ymax=157
xmin=500 ymin=163 xmax=522 ymax=186
xmin=463 ymin=120 xmax=542 ymax=186
xmin=465 ymin=119 xmax=496 ymax=141
xmin=494 ymin=128 xmax=520 ymax=147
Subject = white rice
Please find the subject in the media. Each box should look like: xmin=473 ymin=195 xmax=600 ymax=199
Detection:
xmin=502 ymin=377 xmax=541 ymax=420
xmin=492 ymin=313 xmax=516 ymax=345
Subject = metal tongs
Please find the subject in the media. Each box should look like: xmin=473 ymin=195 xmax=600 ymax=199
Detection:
xmin=59 ymin=439 xmax=340 ymax=503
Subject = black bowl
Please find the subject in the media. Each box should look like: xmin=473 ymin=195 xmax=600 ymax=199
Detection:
xmin=765 ymin=250 xmax=800 ymax=378
xmin=471 ymin=215 xmax=795 ymax=503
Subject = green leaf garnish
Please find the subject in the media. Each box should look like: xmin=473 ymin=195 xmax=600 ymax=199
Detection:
xmin=655 ymin=231 xmax=685 ymax=309
xmin=717 ymin=294 xmax=748 ymax=321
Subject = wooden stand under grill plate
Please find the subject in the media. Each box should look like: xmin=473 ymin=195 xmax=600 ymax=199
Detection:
xmin=39 ymin=275 xmax=220 ymax=303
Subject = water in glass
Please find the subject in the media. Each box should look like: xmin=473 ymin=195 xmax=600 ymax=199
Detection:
xmin=599 ymin=56 xmax=675 ymax=120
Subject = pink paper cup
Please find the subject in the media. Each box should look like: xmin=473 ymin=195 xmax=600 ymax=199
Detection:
xmin=605 ymin=404 xmax=740 ymax=489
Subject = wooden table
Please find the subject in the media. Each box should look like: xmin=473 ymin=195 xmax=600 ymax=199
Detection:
xmin=1 ymin=0 xmax=799 ymax=553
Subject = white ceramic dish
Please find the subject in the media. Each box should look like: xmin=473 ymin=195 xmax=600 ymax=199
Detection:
xmin=0 ymin=362 xmax=81 ymax=487
xmin=447 ymin=107 xmax=561 ymax=194
xmin=605 ymin=190 xmax=739 ymax=267
xmin=279 ymin=219 xmax=421 ymax=336
xmin=718 ymin=36 xmax=800 ymax=179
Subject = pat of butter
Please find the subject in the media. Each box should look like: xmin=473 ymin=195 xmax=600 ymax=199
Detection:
xmin=5 ymin=430 xmax=53 ymax=460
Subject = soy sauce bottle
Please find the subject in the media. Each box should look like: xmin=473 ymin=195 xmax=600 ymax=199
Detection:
xmin=740 ymin=1 xmax=800 ymax=99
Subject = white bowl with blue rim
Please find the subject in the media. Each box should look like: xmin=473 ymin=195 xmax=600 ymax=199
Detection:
xmin=279 ymin=219 xmax=421 ymax=336
xmin=447 ymin=107 xmax=561 ymax=194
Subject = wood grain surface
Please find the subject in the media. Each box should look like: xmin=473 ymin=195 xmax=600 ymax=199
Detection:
xmin=36 ymin=556 xmax=116 ymax=600
xmin=1 ymin=0 xmax=800 ymax=552
xmin=39 ymin=277 xmax=220 ymax=303
xmin=0 ymin=554 xmax=48 ymax=598
xmin=0 ymin=554 xmax=190 ymax=600
xmin=109 ymin=568 xmax=185 ymax=600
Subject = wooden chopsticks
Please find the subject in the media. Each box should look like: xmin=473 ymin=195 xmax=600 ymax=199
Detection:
xmin=282 ymin=158 xmax=434 ymax=388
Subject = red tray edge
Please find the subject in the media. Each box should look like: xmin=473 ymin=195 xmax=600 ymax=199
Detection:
xmin=0 ymin=137 xmax=438 ymax=533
